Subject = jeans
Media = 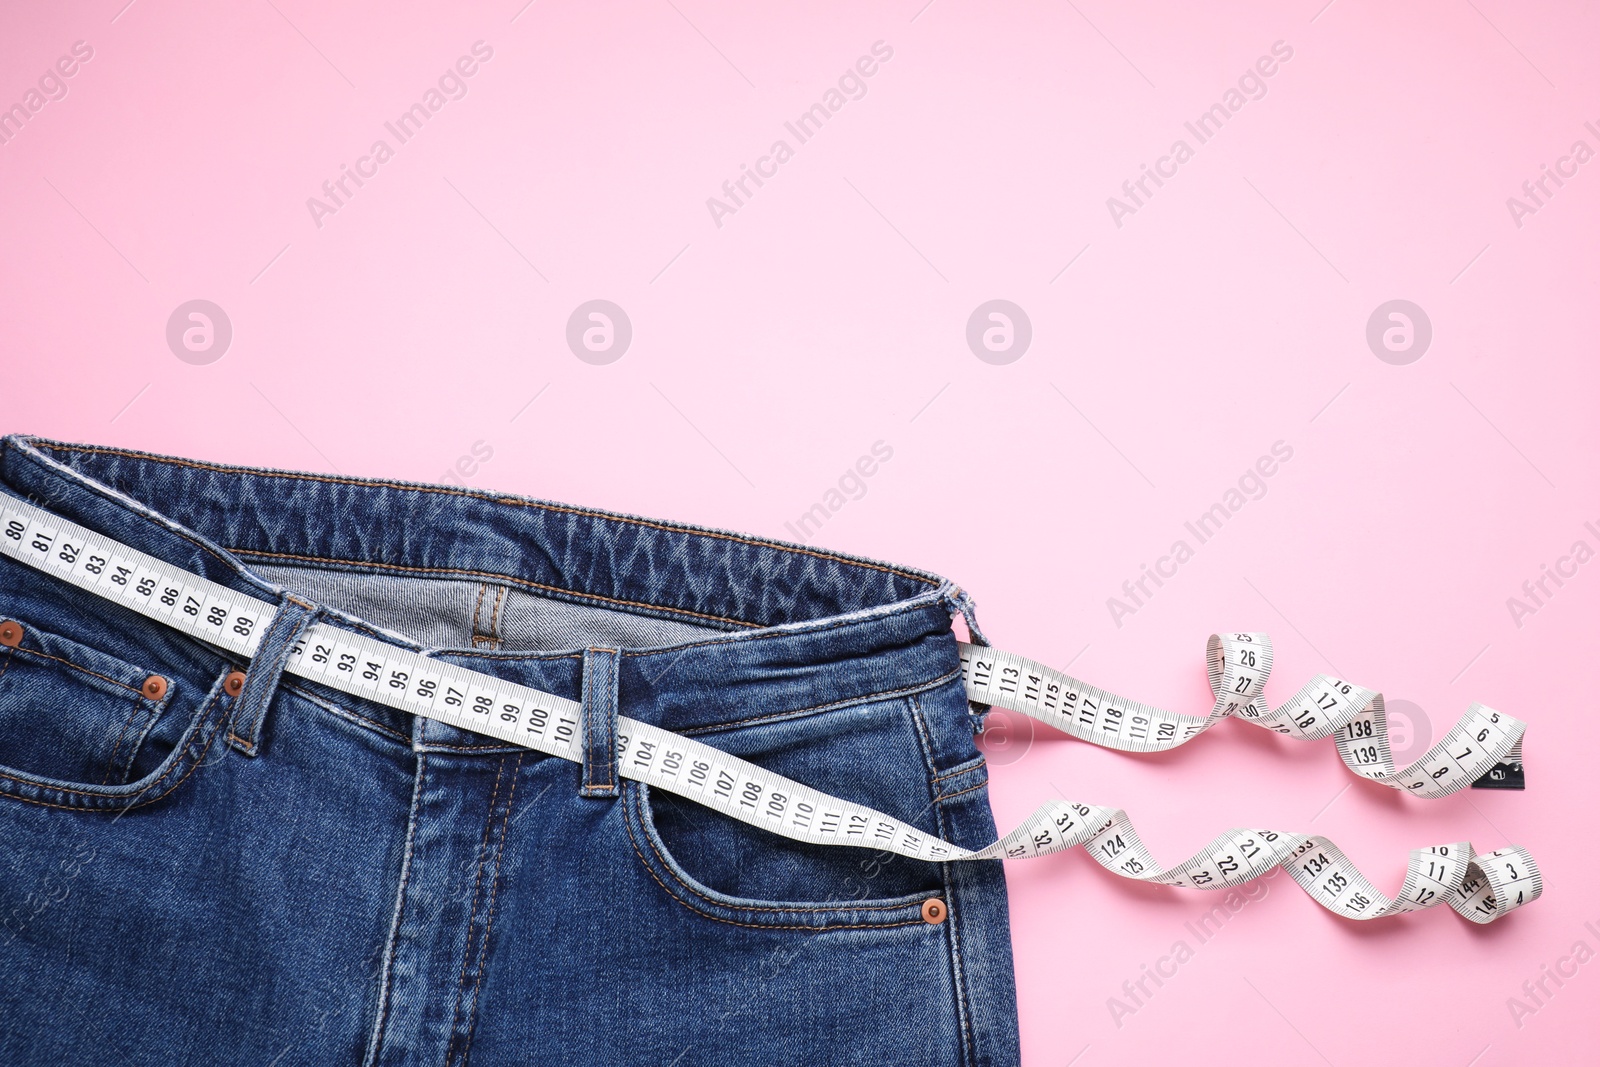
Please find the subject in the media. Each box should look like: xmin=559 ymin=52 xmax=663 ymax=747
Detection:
xmin=0 ymin=434 xmax=1020 ymax=1066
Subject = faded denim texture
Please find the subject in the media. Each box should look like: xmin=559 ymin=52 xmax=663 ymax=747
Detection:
xmin=0 ymin=435 xmax=1019 ymax=1067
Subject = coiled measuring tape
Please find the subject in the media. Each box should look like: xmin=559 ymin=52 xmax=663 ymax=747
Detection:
xmin=0 ymin=495 xmax=1541 ymax=923
xmin=958 ymin=640 xmax=1526 ymax=799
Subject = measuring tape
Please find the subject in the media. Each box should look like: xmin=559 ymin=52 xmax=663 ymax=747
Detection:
xmin=0 ymin=495 xmax=1541 ymax=923
xmin=958 ymin=639 xmax=1526 ymax=799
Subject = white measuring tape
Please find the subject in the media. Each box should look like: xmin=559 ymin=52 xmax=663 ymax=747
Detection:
xmin=958 ymin=639 xmax=1526 ymax=799
xmin=0 ymin=495 xmax=1540 ymax=923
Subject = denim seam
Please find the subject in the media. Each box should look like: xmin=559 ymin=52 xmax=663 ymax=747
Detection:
xmin=905 ymin=694 xmax=940 ymax=778
xmin=0 ymin=683 xmax=223 ymax=798
xmin=622 ymin=788 xmax=926 ymax=932
xmin=0 ymin=681 xmax=229 ymax=811
xmin=489 ymin=586 xmax=505 ymax=645
xmin=446 ymin=754 xmax=510 ymax=1067
xmin=468 ymin=583 xmax=506 ymax=651
xmin=439 ymin=598 xmax=950 ymax=676
xmin=627 ymin=784 xmax=923 ymax=917
xmin=102 ymin=702 xmax=150 ymax=783
xmin=678 ymin=666 xmax=963 ymax=737
xmin=941 ymin=862 xmax=977 ymax=1066
xmin=35 ymin=441 xmax=940 ymax=586
xmin=914 ymin=694 xmax=977 ymax=1067
xmin=470 ymin=583 xmax=490 ymax=647
xmin=225 ymin=664 xmax=255 ymax=754
xmin=10 ymin=443 xmax=248 ymax=577
xmin=117 ymin=690 xmax=172 ymax=783
xmin=457 ymin=752 xmax=522 ymax=1067
xmin=1 ymin=640 xmax=151 ymax=696
xmin=935 ymin=779 xmax=990 ymax=804
xmin=617 ymin=606 xmax=945 ymax=658
xmin=598 ymin=665 xmax=614 ymax=787
xmin=265 ymin=591 xmax=947 ymax=684
xmin=581 ymin=648 xmax=618 ymax=795
xmin=228 ymin=546 xmax=766 ymax=630
xmin=363 ymin=750 xmax=427 ymax=1067
xmin=279 ymin=682 xmax=411 ymax=744
xmin=222 ymin=661 xmax=257 ymax=753
xmin=933 ymin=755 xmax=989 ymax=783
xmin=443 ymin=608 xmax=940 ymax=667
xmin=434 ymin=649 xmax=585 ymax=664
xmin=100 ymin=694 xmax=154 ymax=785
xmin=946 ymin=862 xmax=977 ymax=1067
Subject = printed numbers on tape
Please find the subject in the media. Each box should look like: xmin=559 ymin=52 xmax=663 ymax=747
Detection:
xmin=0 ymin=496 xmax=1540 ymax=923
xmin=958 ymin=639 xmax=1526 ymax=798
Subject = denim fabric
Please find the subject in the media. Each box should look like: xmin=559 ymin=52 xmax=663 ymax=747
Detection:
xmin=0 ymin=435 xmax=1019 ymax=1067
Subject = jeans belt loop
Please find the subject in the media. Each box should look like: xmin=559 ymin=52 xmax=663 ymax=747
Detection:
xmin=579 ymin=646 xmax=621 ymax=797
xmin=226 ymin=595 xmax=319 ymax=757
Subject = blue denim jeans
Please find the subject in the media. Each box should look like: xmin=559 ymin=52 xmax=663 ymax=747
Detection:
xmin=0 ymin=435 xmax=1020 ymax=1066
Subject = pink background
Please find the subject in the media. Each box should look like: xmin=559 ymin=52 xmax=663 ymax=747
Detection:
xmin=2 ymin=1 xmax=1597 ymax=1062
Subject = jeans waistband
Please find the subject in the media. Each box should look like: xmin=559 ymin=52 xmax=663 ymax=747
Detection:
xmin=0 ymin=435 xmax=977 ymax=762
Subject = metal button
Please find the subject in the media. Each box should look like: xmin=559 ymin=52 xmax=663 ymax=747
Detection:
xmin=224 ymin=671 xmax=247 ymax=697
xmin=921 ymin=898 xmax=948 ymax=925
xmin=142 ymin=675 xmax=169 ymax=701
xmin=0 ymin=621 xmax=22 ymax=648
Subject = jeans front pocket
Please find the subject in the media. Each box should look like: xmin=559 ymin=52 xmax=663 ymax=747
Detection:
xmin=623 ymin=781 xmax=938 ymax=931
xmin=621 ymin=694 xmax=953 ymax=931
xmin=0 ymin=610 xmax=237 ymax=812
xmin=0 ymin=610 xmax=178 ymax=788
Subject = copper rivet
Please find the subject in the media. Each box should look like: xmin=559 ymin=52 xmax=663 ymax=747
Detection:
xmin=921 ymin=898 xmax=947 ymax=925
xmin=225 ymin=670 xmax=247 ymax=697
xmin=142 ymin=675 xmax=168 ymax=701
xmin=0 ymin=622 xmax=22 ymax=648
